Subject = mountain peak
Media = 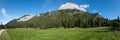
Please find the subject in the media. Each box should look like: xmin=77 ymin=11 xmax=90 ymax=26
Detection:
xmin=59 ymin=2 xmax=86 ymax=12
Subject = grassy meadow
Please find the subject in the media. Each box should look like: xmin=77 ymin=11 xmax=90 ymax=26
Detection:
xmin=0 ymin=27 xmax=119 ymax=40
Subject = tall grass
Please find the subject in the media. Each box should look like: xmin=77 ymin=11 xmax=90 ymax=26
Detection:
xmin=0 ymin=27 xmax=118 ymax=40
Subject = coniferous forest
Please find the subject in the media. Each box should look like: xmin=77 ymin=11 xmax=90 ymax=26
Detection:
xmin=2 ymin=9 xmax=119 ymax=31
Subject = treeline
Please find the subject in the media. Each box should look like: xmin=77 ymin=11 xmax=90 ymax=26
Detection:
xmin=5 ymin=9 xmax=120 ymax=30
xmin=0 ymin=23 xmax=6 ymax=29
xmin=110 ymin=16 xmax=120 ymax=31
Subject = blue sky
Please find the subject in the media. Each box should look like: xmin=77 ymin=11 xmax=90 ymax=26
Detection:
xmin=0 ymin=0 xmax=120 ymax=24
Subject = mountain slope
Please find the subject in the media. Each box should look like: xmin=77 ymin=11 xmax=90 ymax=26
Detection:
xmin=6 ymin=9 xmax=109 ymax=28
xmin=17 ymin=14 xmax=34 ymax=22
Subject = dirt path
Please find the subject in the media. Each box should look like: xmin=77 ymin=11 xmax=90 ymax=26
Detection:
xmin=0 ymin=29 xmax=5 ymax=36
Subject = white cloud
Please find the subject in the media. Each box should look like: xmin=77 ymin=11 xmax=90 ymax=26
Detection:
xmin=92 ymin=10 xmax=98 ymax=13
xmin=92 ymin=10 xmax=102 ymax=14
xmin=80 ymin=4 xmax=90 ymax=8
xmin=1 ymin=8 xmax=10 ymax=18
xmin=59 ymin=2 xmax=80 ymax=10
xmin=59 ymin=2 xmax=90 ymax=12
xmin=99 ymin=12 xmax=102 ymax=14
xmin=59 ymin=2 xmax=88 ymax=12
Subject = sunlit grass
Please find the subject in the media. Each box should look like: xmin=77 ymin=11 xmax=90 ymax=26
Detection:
xmin=0 ymin=27 xmax=119 ymax=40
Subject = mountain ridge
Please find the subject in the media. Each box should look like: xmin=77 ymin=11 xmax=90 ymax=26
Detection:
xmin=6 ymin=9 xmax=109 ymax=28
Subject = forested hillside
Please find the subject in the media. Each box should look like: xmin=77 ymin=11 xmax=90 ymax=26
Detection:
xmin=6 ymin=9 xmax=110 ymax=28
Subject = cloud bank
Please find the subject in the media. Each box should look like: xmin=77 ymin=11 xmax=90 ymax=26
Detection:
xmin=59 ymin=2 xmax=90 ymax=12
xmin=80 ymin=4 xmax=90 ymax=8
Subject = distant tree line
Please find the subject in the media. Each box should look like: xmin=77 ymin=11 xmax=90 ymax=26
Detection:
xmin=0 ymin=22 xmax=6 ymax=29
xmin=110 ymin=16 xmax=120 ymax=31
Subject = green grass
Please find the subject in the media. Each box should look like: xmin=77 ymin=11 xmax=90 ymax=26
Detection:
xmin=0 ymin=27 xmax=119 ymax=40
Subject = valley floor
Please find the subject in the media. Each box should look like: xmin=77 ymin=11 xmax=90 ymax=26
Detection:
xmin=0 ymin=27 xmax=120 ymax=40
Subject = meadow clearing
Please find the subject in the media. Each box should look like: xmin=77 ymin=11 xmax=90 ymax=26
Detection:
xmin=0 ymin=27 xmax=119 ymax=40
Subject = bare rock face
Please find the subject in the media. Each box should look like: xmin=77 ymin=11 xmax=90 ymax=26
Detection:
xmin=59 ymin=2 xmax=86 ymax=12
xmin=17 ymin=14 xmax=34 ymax=22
